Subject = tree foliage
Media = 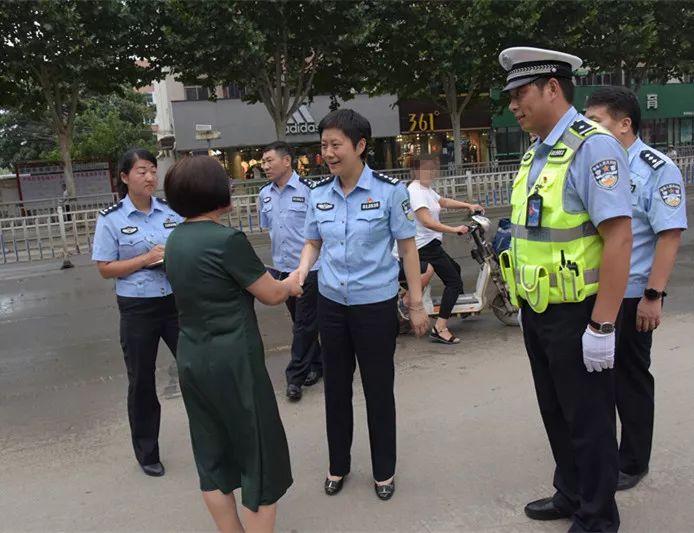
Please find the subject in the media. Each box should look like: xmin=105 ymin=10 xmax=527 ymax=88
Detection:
xmin=564 ymin=0 xmax=694 ymax=91
xmin=156 ymin=0 xmax=370 ymax=140
xmin=0 ymin=110 xmax=55 ymax=172
xmin=0 ymin=0 xmax=159 ymax=194
xmin=364 ymin=0 xmax=539 ymax=166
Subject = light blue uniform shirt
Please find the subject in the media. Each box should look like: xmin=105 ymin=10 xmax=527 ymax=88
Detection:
xmin=528 ymin=107 xmax=632 ymax=227
xmin=258 ymin=171 xmax=318 ymax=272
xmin=624 ymin=138 xmax=688 ymax=298
xmin=91 ymin=195 xmax=183 ymax=297
xmin=304 ymin=164 xmax=416 ymax=305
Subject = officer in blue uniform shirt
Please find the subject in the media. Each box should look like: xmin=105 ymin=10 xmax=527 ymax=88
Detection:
xmin=295 ymin=109 xmax=429 ymax=501
xmin=500 ymin=47 xmax=634 ymax=531
xmin=586 ymin=87 xmax=688 ymax=491
xmin=259 ymin=141 xmax=322 ymax=402
xmin=91 ymin=149 xmax=183 ymax=477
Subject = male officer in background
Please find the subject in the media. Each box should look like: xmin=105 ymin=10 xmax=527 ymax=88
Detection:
xmin=259 ymin=141 xmax=322 ymax=402
xmin=585 ymin=87 xmax=688 ymax=491
xmin=498 ymin=47 xmax=632 ymax=531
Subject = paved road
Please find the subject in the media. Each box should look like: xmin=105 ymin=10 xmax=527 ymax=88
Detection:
xmin=1 ymin=205 xmax=692 ymax=532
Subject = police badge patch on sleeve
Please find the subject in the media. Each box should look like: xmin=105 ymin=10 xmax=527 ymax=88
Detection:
xmin=591 ymin=159 xmax=619 ymax=190
xmin=401 ymin=199 xmax=414 ymax=221
xmin=658 ymin=183 xmax=682 ymax=208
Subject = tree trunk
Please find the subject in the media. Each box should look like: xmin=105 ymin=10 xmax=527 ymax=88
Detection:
xmin=275 ymin=113 xmax=287 ymax=142
xmin=451 ymin=110 xmax=463 ymax=167
xmin=58 ymin=128 xmax=76 ymax=197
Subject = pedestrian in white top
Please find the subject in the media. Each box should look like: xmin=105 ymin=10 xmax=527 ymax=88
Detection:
xmin=408 ymin=155 xmax=484 ymax=344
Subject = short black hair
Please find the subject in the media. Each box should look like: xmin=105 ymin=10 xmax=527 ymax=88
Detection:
xmin=534 ymin=77 xmax=575 ymax=104
xmin=117 ymin=148 xmax=157 ymax=199
xmin=318 ymin=109 xmax=371 ymax=160
xmin=164 ymin=155 xmax=230 ymax=218
xmin=585 ymin=86 xmax=641 ymax=135
xmin=262 ymin=141 xmax=294 ymax=164
xmin=413 ymin=154 xmax=440 ymax=170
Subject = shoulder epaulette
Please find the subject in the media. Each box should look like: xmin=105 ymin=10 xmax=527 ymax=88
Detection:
xmin=640 ymin=149 xmax=666 ymax=171
xmin=300 ymin=175 xmax=333 ymax=189
xmin=99 ymin=201 xmax=123 ymax=216
xmin=569 ymin=119 xmax=597 ymax=136
xmin=373 ymin=171 xmax=400 ymax=185
xmin=259 ymin=180 xmax=272 ymax=192
xmin=155 ymin=196 xmax=168 ymax=204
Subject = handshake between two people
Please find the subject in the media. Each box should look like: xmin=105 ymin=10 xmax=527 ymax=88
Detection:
xmin=283 ymin=269 xmax=430 ymax=337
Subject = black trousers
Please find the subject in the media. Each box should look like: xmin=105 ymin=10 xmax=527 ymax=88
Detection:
xmin=318 ymin=294 xmax=398 ymax=481
xmin=117 ymin=294 xmax=179 ymax=466
xmin=280 ymin=270 xmax=322 ymax=386
xmin=615 ymin=297 xmax=654 ymax=476
xmin=417 ymin=239 xmax=463 ymax=319
xmin=521 ymin=296 xmax=619 ymax=532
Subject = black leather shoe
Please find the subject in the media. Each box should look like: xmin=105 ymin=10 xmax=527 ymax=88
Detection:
xmin=286 ymin=384 xmax=302 ymax=401
xmin=140 ymin=462 xmax=165 ymax=477
xmin=324 ymin=475 xmax=347 ymax=495
xmin=374 ymin=479 xmax=395 ymax=500
xmin=617 ymin=469 xmax=648 ymax=491
xmin=524 ymin=497 xmax=572 ymax=521
xmin=304 ymin=371 xmax=322 ymax=387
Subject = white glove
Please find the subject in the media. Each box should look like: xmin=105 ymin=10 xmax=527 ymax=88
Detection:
xmin=581 ymin=326 xmax=615 ymax=372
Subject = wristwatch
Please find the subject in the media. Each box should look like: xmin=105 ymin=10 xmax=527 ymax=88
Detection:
xmin=644 ymin=288 xmax=667 ymax=301
xmin=588 ymin=319 xmax=615 ymax=334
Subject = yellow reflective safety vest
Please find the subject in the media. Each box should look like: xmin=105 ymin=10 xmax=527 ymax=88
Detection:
xmin=499 ymin=119 xmax=611 ymax=314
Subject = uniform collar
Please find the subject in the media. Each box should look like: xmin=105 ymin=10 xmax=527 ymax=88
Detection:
xmin=627 ymin=137 xmax=646 ymax=165
xmin=540 ymin=106 xmax=579 ymax=148
xmin=123 ymin=194 xmax=163 ymax=216
xmin=331 ymin=163 xmax=373 ymax=195
xmin=271 ymin=171 xmax=300 ymax=193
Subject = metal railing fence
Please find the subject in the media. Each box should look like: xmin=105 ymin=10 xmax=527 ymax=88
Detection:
xmin=2 ymin=156 xmax=693 ymax=265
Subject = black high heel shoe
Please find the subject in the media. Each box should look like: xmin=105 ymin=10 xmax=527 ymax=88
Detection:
xmin=374 ymin=478 xmax=395 ymax=500
xmin=324 ymin=474 xmax=347 ymax=495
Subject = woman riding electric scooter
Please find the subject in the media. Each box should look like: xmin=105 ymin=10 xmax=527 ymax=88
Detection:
xmin=408 ymin=155 xmax=484 ymax=344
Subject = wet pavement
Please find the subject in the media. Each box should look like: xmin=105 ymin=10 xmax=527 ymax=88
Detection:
xmin=0 ymin=204 xmax=693 ymax=532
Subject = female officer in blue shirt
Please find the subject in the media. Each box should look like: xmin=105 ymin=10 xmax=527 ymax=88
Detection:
xmin=296 ymin=109 xmax=429 ymax=501
xmin=91 ymin=148 xmax=183 ymax=477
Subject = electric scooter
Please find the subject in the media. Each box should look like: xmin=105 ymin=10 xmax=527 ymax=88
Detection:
xmin=398 ymin=214 xmax=519 ymax=327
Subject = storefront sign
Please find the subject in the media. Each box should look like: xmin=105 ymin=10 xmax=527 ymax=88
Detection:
xmin=398 ymin=99 xmax=490 ymax=134
xmin=286 ymin=105 xmax=318 ymax=135
xmin=407 ymin=111 xmax=441 ymax=132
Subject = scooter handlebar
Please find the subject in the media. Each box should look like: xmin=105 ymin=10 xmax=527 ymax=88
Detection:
xmin=457 ymin=225 xmax=475 ymax=236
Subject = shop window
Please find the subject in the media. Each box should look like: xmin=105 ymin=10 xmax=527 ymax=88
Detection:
xmin=184 ymin=85 xmax=210 ymax=101
xmin=680 ymin=118 xmax=693 ymax=144
xmin=223 ymin=84 xmax=245 ymax=99
xmin=495 ymin=127 xmax=525 ymax=160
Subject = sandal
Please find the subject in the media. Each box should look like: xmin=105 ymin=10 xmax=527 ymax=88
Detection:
xmin=429 ymin=327 xmax=460 ymax=345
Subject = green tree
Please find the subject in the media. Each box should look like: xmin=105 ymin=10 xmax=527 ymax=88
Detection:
xmin=0 ymin=0 xmax=160 ymax=195
xmin=156 ymin=0 xmax=371 ymax=141
xmin=0 ymin=109 xmax=56 ymax=171
xmin=70 ymin=92 xmax=157 ymax=165
xmin=364 ymin=0 xmax=539 ymax=166
xmin=565 ymin=0 xmax=694 ymax=92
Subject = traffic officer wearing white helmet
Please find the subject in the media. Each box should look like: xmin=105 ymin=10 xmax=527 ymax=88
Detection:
xmin=585 ymin=86 xmax=688 ymax=491
xmin=498 ymin=47 xmax=633 ymax=531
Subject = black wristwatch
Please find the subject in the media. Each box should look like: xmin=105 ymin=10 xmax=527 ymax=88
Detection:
xmin=644 ymin=288 xmax=667 ymax=301
xmin=588 ymin=319 xmax=615 ymax=334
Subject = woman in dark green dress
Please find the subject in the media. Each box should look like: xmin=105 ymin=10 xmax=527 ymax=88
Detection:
xmin=164 ymin=156 xmax=302 ymax=532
